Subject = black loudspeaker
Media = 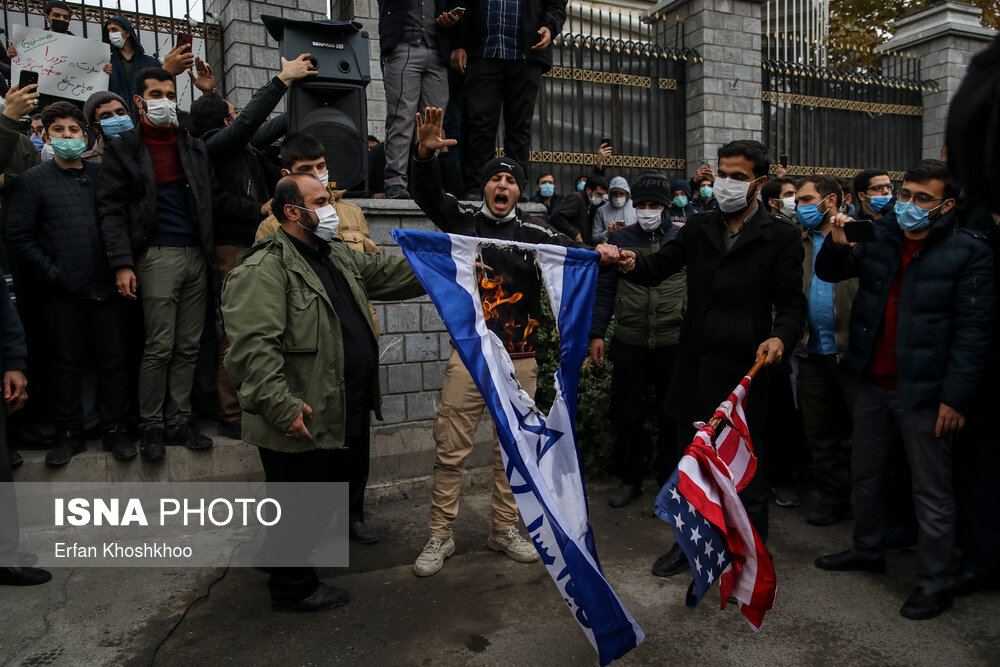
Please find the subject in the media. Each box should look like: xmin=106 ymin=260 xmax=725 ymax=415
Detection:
xmin=262 ymin=16 xmax=372 ymax=191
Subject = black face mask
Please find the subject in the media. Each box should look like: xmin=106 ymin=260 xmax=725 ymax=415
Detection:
xmin=50 ymin=19 xmax=70 ymax=33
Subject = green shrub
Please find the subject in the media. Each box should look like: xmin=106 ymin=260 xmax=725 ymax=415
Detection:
xmin=533 ymin=296 xmax=617 ymax=477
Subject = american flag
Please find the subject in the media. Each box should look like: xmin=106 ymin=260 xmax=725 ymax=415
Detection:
xmin=654 ymin=375 xmax=777 ymax=631
xmin=656 ymin=468 xmax=733 ymax=609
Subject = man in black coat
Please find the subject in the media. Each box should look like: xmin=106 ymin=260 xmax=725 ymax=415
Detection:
xmin=98 ymin=68 xmax=265 ymax=460
xmin=813 ymin=159 xmax=995 ymax=620
xmin=617 ymin=139 xmax=806 ymax=577
xmin=450 ymin=0 xmax=567 ymax=197
xmin=7 ymin=102 xmax=131 ymax=467
xmin=548 ymin=174 xmax=608 ymax=244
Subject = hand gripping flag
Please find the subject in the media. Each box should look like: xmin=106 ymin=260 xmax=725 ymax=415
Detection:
xmin=393 ymin=229 xmax=644 ymax=664
xmin=654 ymin=376 xmax=777 ymax=631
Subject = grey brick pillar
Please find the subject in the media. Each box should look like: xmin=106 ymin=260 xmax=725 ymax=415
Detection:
xmin=882 ymin=2 xmax=997 ymax=160
xmin=352 ymin=0 xmax=387 ymax=139
xmin=653 ymin=0 xmax=764 ymax=169
xmin=205 ymin=0 xmax=330 ymax=109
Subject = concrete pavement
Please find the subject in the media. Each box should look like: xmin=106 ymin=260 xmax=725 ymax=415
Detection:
xmin=5 ymin=481 xmax=998 ymax=666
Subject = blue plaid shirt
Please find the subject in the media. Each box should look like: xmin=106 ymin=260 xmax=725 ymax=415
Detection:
xmin=482 ymin=0 xmax=523 ymax=59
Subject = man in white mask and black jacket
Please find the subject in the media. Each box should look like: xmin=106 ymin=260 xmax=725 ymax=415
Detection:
xmin=407 ymin=106 xmax=620 ymax=577
xmin=617 ymin=140 xmax=806 ymax=577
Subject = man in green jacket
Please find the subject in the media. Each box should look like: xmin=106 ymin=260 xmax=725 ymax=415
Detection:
xmin=222 ymin=173 xmax=424 ymax=611
xmin=589 ymin=173 xmax=685 ymax=513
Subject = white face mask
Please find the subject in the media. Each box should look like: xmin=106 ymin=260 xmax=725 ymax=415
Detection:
xmin=316 ymin=171 xmax=329 ymax=187
xmin=589 ymin=194 xmax=604 ymax=207
xmin=143 ymin=97 xmax=177 ymax=128
xmin=611 ymin=196 xmax=626 ymax=208
xmin=109 ymin=31 xmax=126 ymax=49
xmin=636 ymin=209 xmax=662 ymax=231
xmin=779 ymin=196 xmax=796 ymax=219
xmin=714 ymin=176 xmax=760 ymax=213
xmin=294 ymin=204 xmax=340 ymax=241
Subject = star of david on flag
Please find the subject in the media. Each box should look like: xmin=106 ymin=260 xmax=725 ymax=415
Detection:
xmin=392 ymin=229 xmax=644 ymax=665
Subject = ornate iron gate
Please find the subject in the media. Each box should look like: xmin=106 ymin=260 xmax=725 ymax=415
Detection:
xmin=762 ymin=33 xmax=935 ymax=179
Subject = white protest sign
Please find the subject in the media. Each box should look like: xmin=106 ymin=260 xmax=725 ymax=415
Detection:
xmin=10 ymin=24 xmax=109 ymax=102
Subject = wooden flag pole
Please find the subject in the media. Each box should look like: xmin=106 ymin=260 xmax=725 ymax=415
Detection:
xmin=708 ymin=352 xmax=768 ymax=431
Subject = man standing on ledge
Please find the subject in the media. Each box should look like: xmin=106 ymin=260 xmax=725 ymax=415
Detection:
xmin=222 ymin=174 xmax=425 ymax=611
xmin=617 ymin=139 xmax=806 ymax=577
xmin=408 ymin=107 xmax=620 ymax=577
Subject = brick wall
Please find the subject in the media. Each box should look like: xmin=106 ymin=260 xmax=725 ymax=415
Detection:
xmin=206 ymin=0 xmax=331 ymax=110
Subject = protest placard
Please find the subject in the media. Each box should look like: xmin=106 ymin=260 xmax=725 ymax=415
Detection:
xmin=10 ymin=24 xmax=109 ymax=102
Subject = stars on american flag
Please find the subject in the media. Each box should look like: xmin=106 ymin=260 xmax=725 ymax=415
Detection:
xmin=654 ymin=471 xmax=733 ymax=609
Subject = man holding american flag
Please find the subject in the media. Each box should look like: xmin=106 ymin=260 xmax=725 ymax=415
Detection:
xmin=617 ymin=139 xmax=806 ymax=577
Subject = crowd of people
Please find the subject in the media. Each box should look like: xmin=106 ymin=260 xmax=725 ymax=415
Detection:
xmin=0 ymin=0 xmax=995 ymax=628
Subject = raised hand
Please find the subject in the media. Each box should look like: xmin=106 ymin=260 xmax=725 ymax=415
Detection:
xmin=415 ymin=106 xmax=457 ymax=159
xmin=3 ymin=83 xmax=40 ymax=120
xmin=188 ymin=56 xmax=215 ymax=93
xmin=278 ymin=53 xmax=318 ymax=85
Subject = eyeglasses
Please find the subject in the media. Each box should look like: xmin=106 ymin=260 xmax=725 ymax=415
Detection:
xmin=896 ymin=190 xmax=944 ymax=205
xmin=866 ymin=183 xmax=893 ymax=194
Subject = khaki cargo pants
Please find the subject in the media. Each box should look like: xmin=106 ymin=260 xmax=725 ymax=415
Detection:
xmin=430 ymin=348 xmax=538 ymax=538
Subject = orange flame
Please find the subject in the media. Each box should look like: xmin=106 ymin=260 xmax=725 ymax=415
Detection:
xmin=480 ymin=275 xmax=535 ymax=353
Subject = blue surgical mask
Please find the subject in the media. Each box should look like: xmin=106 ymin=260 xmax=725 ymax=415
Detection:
xmin=539 ymin=182 xmax=555 ymax=198
xmin=894 ymin=200 xmax=944 ymax=232
xmin=576 ymin=181 xmax=586 ymax=192
xmin=673 ymin=195 xmax=688 ymax=208
xmin=796 ymin=202 xmax=827 ymax=230
xmin=100 ymin=114 xmax=134 ymax=139
xmin=869 ymin=194 xmax=892 ymax=213
xmin=49 ymin=137 xmax=87 ymax=161
xmin=699 ymin=185 xmax=713 ymax=199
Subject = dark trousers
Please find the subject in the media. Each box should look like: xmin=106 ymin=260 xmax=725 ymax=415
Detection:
xmin=257 ymin=426 xmax=370 ymax=603
xmin=851 ymin=382 xmax=955 ymax=591
xmin=678 ymin=422 xmax=770 ymax=544
xmin=41 ymin=297 xmax=128 ymax=434
xmin=762 ymin=361 xmax=807 ymax=488
xmin=0 ymin=408 xmax=17 ymax=564
xmin=955 ymin=399 xmax=1000 ymax=576
xmin=464 ymin=57 xmax=543 ymax=188
xmin=609 ymin=341 xmax=678 ymax=488
xmin=797 ymin=355 xmax=858 ymax=505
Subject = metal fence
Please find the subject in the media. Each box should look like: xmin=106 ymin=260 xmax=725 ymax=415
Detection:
xmin=0 ymin=0 xmax=221 ymax=110
xmin=762 ymin=32 xmax=935 ymax=179
xmin=522 ymin=9 xmax=691 ymax=189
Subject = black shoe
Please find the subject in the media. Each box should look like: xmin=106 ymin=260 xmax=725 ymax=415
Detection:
xmin=807 ymin=502 xmax=853 ymax=526
xmin=166 ymin=420 xmax=213 ymax=450
xmin=272 ymin=583 xmax=351 ymax=612
xmin=772 ymin=484 xmax=800 ymax=508
xmin=140 ymin=428 xmax=166 ymax=461
xmin=0 ymin=566 xmax=51 ymax=586
xmin=814 ymin=549 xmax=885 ymax=573
xmin=608 ymin=482 xmax=642 ymax=508
xmin=217 ymin=419 xmax=242 ymax=440
xmin=651 ymin=543 xmax=688 ymax=578
xmin=45 ymin=432 xmax=86 ymax=467
xmin=349 ymin=520 xmax=380 ymax=544
xmin=9 ymin=449 xmax=22 ymax=469
xmin=951 ymin=570 xmax=1000 ymax=597
xmin=900 ymin=585 xmax=952 ymax=620
xmin=103 ymin=424 xmax=137 ymax=461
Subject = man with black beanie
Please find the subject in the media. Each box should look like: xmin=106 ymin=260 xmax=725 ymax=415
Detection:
xmin=408 ymin=107 xmax=619 ymax=577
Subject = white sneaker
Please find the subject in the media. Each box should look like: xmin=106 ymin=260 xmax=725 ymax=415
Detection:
xmin=413 ymin=536 xmax=455 ymax=577
xmin=487 ymin=528 xmax=539 ymax=563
